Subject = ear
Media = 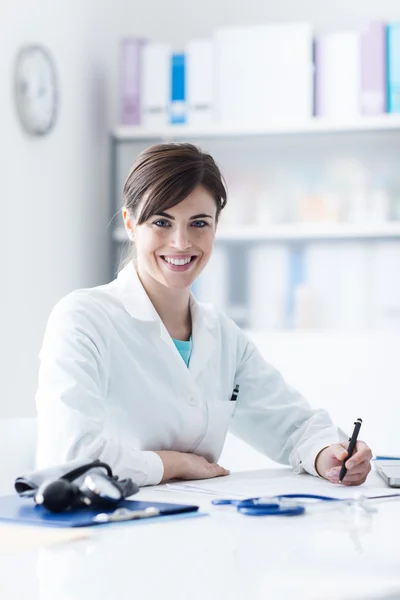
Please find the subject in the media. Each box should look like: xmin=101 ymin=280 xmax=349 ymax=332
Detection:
xmin=122 ymin=208 xmax=135 ymax=241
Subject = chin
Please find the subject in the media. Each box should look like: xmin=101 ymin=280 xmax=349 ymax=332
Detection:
xmin=162 ymin=275 xmax=195 ymax=291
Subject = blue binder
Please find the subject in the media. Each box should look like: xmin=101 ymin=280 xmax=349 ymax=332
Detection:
xmin=170 ymin=53 xmax=186 ymax=124
xmin=387 ymin=23 xmax=400 ymax=113
xmin=0 ymin=495 xmax=205 ymax=528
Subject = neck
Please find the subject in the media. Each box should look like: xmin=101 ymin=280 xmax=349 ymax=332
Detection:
xmin=136 ymin=264 xmax=192 ymax=340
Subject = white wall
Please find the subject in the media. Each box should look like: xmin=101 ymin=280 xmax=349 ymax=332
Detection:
xmin=0 ymin=1 xmax=127 ymax=418
xmin=123 ymin=0 xmax=400 ymax=46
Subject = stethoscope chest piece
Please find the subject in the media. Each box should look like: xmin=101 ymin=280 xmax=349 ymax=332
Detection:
xmin=237 ymin=504 xmax=305 ymax=516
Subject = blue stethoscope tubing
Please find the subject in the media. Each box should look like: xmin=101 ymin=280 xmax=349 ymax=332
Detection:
xmin=211 ymin=493 xmax=341 ymax=517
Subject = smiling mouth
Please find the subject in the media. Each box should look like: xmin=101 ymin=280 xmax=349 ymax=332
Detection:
xmin=160 ymin=255 xmax=198 ymax=270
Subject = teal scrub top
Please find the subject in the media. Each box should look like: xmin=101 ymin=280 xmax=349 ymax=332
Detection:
xmin=172 ymin=337 xmax=193 ymax=367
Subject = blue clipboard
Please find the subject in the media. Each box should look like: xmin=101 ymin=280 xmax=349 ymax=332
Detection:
xmin=0 ymin=495 xmax=206 ymax=528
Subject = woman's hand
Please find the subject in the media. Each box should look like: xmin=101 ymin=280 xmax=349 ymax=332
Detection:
xmin=315 ymin=440 xmax=373 ymax=486
xmin=155 ymin=451 xmax=229 ymax=483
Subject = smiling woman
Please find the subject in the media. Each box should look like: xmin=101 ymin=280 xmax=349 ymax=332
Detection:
xmin=35 ymin=142 xmax=372 ymax=489
xmin=121 ymin=144 xmax=227 ymax=340
xmin=123 ymin=186 xmax=217 ymax=292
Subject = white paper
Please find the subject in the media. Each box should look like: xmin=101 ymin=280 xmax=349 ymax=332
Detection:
xmin=166 ymin=471 xmax=394 ymax=501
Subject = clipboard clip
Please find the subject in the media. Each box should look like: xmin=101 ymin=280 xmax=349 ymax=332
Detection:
xmin=93 ymin=506 xmax=160 ymax=523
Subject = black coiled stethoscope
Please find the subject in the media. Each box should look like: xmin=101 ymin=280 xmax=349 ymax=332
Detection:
xmin=16 ymin=460 xmax=138 ymax=513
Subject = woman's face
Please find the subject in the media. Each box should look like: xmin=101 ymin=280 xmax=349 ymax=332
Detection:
xmin=124 ymin=185 xmax=217 ymax=291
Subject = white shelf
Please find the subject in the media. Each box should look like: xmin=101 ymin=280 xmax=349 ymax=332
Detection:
xmin=113 ymin=115 xmax=400 ymax=141
xmin=112 ymin=223 xmax=400 ymax=244
xmin=216 ymin=223 xmax=400 ymax=241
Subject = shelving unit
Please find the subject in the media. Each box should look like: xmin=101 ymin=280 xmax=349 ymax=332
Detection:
xmin=113 ymin=114 xmax=400 ymax=141
xmin=110 ymin=116 xmax=400 ymax=330
xmin=110 ymin=114 xmax=400 ymax=248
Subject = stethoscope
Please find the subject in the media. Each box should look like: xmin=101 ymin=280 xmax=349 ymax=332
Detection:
xmin=211 ymin=494 xmax=343 ymax=516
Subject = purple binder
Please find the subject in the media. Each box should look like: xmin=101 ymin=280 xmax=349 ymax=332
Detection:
xmin=120 ymin=38 xmax=146 ymax=125
xmin=360 ymin=21 xmax=387 ymax=115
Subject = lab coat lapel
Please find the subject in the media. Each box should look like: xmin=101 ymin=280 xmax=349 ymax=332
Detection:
xmin=117 ymin=265 xmax=185 ymax=370
xmin=188 ymin=295 xmax=218 ymax=379
xmin=157 ymin=292 xmax=219 ymax=379
xmin=115 ymin=262 xmax=218 ymax=378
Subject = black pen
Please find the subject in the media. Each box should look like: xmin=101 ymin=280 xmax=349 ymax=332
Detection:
xmin=339 ymin=418 xmax=362 ymax=483
xmin=230 ymin=384 xmax=239 ymax=401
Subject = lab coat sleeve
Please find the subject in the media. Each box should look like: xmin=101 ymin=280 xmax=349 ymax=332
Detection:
xmin=35 ymin=292 xmax=164 ymax=487
xmin=230 ymin=329 xmax=347 ymax=476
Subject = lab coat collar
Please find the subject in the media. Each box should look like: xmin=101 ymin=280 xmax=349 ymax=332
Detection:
xmin=116 ymin=262 xmax=161 ymax=322
xmin=116 ymin=262 xmax=217 ymax=377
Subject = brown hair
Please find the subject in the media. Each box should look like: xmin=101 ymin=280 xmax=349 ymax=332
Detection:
xmin=122 ymin=143 xmax=227 ymax=224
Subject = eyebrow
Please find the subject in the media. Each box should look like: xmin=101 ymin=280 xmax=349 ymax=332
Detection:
xmin=155 ymin=211 xmax=214 ymax=220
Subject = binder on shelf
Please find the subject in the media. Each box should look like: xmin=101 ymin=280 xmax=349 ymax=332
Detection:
xmin=387 ymin=23 xmax=400 ymax=113
xmin=186 ymin=39 xmax=215 ymax=126
xmin=315 ymin=31 xmax=361 ymax=118
xmin=360 ymin=21 xmax=387 ymax=115
xmin=370 ymin=242 xmax=400 ymax=328
xmin=304 ymin=243 xmax=369 ymax=329
xmin=140 ymin=42 xmax=171 ymax=128
xmin=120 ymin=38 xmax=146 ymax=125
xmin=248 ymin=245 xmax=290 ymax=331
xmin=287 ymin=248 xmax=306 ymax=329
xmin=193 ymin=245 xmax=228 ymax=309
xmin=215 ymin=23 xmax=313 ymax=127
xmin=170 ymin=53 xmax=186 ymax=124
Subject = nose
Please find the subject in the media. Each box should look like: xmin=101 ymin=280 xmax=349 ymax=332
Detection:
xmin=171 ymin=225 xmax=192 ymax=251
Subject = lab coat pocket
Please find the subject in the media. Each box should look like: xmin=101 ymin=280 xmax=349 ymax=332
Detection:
xmin=196 ymin=398 xmax=235 ymax=462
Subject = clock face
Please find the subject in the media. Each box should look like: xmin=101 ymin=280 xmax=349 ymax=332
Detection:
xmin=14 ymin=45 xmax=58 ymax=136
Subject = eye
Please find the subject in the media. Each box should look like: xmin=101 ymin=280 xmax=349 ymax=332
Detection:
xmin=153 ymin=219 xmax=171 ymax=228
xmin=191 ymin=220 xmax=209 ymax=228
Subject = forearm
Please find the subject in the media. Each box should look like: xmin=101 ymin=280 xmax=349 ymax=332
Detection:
xmin=155 ymin=451 xmax=187 ymax=482
xmin=154 ymin=450 xmax=229 ymax=482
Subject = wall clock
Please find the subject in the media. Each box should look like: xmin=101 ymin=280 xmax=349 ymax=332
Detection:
xmin=14 ymin=45 xmax=58 ymax=136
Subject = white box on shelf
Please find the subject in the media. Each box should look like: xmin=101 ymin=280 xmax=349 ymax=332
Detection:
xmin=215 ymin=23 xmax=313 ymax=127
xmin=140 ymin=42 xmax=171 ymax=128
xmin=315 ymin=31 xmax=361 ymax=118
xmin=186 ymin=39 xmax=215 ymax=127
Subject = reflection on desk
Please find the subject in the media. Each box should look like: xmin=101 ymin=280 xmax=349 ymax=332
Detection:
xmin=1 ymin=469 xmax=400 ymax=600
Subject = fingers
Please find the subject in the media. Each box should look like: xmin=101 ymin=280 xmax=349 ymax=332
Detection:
xmin=340 ymin=474 xmax=369 ymax=487
xmin=211 ymin=463 xmax=230 ymax=477
xmin=332 ymin=443 xmax=348 ymax=461
xmin=326 ymin=459 xmax=371 ymax=485
xmin=181 ymin=454 xmax=230 ymax=480
xmin=344 ymin=459 xmax=371 ymax=477
xmin=344 ymin=441 xmax=373 ymax=470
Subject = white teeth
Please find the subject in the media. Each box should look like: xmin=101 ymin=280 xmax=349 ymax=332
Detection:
xmin=164 ymin=256 xmax=192 ymax=266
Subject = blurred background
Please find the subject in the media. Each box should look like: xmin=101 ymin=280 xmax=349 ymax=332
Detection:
xmin=2 ymin=0 xmax=400 ymax=469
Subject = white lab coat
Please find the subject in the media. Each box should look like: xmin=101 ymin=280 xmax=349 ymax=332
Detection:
xmin=35 ymin=262 xmax=344 ymax=486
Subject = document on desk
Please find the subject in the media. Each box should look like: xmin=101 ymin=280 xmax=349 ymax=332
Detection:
xmin=166 ymin=471 xmax=393 ymax=499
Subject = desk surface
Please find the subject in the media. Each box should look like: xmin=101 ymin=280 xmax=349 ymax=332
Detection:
xmin=1 ymin=468 xmax=400 ymax=600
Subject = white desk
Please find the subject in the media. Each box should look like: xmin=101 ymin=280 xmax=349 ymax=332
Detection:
xmin=1 ymin=468 xmax=400 ymax=600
